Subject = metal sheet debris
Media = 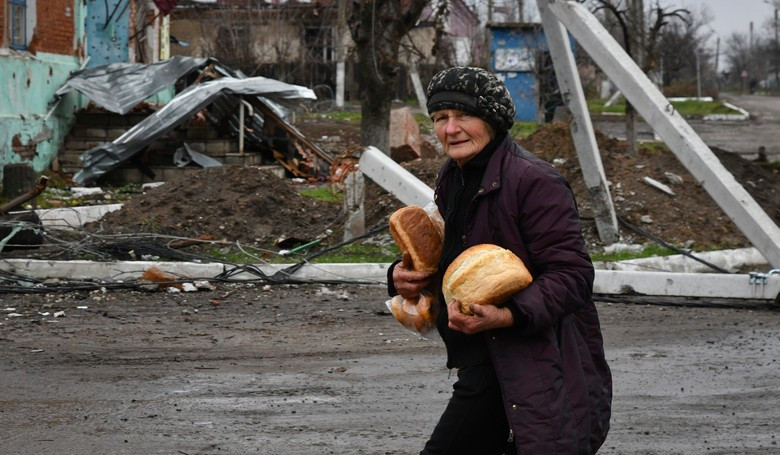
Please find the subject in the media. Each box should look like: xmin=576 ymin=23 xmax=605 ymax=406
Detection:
xmin=72 ymin=75 xmax=317 ymax=185
xmin=54 ymin=56 xmax=208 ymax=115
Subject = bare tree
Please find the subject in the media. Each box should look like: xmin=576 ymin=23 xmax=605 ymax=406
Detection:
xmin=348 ymin=0 xmax=426 ymax=152
xmin=588 ymin=0 xmax=689 ymax=154
xmin=656 ymin=5 xmax=713 ymax=90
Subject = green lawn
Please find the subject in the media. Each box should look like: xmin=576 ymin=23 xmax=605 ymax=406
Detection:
xmin=588 ymin=98 xmax=740 ymax=117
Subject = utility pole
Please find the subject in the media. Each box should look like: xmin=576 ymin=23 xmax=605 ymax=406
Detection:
xmin=775 ymin=7 xmax=778 ymax=93
xmin=695 ymin=51 xmax=701 ymax=99
xmin=335 ymin=0 xmax=347 ymax=108
xmin=715 ymin=37 xmax=720 ymax=91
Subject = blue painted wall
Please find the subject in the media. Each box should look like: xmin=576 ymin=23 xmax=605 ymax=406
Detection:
xmin=0 ymin=51 xmax=85 ymax=179
xmin=490 ymin=25 xmax=573 ymax=123
xmin=490 ymin=25 xmax=548 ymax=122
xmin=85 ymin=0 xmax=131 ymax=67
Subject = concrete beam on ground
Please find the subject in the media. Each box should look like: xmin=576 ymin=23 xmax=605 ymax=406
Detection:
xmin=358 ymin=146 xmax=434 ymax=207
xmin=538 ymin=0 xmax=619 ymax=244
xmin=0 ymin=259 xmax=388 ymax=285
xmin=593 ymin=270 xmax=779 ymax=300
xmin=544 ymin=0 xmax=780 ymax=268
xmin=593 ymin=247 xmax=768 ymax=273
xmin=2 ymin=259 xmax=778 ymax=301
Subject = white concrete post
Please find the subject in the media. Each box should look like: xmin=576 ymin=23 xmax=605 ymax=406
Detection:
xmin=409 ymin=58 xmax=428 ymax=114
xmin=538 ymin=0 xmax=619 ymax=244
xmin=544 ymin=0 xmax=780 ymax=268
xmin=358 ymin=146 xmax=434 ymax=207
xmin=343 ymin=171 xmax=366 ymax=242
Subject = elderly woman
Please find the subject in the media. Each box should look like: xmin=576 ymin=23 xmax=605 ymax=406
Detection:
xmin=388 ymin=67 xmax=612 ymax=454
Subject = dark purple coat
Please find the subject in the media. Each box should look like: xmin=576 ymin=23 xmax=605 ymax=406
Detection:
xmin=434 ymin=135 xmax=612 ymax=454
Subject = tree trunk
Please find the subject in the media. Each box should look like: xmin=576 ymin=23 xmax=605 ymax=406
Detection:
xmin=356 ymin=39 xmax=395 ymax=152
xmin=349 ymin=0 xmax=425 ymax=154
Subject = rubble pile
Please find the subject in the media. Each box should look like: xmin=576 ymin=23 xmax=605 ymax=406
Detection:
xmin=518 ymin=123 xmax=779 ymax=249
xmin=89 ymin=164 xmax=343 ymax=246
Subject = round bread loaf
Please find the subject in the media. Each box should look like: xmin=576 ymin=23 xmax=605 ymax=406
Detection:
xmin=389 ymin=206 xmax=443 ymax=274
xmin=442 ymin=244 xmax=533 ymax=315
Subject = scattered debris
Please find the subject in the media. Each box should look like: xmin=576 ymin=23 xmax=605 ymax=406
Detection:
xmin=663 ymin=171 xmax=684 ymax=185
xmin=642 ymin=176 xmax=676 ymax=196
xmin=140 ymin=266 xmax=183 ymax=290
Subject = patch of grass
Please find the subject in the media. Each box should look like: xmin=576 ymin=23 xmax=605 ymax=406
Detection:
xmin=588 ymin=98 xmax=626 ymax=114
xmin=588 ymin=98 xmax=740 ymax=117
xmin=308 ymin=111 xmax=361 ymax=124
xmin=201 ymin=245 xmax=264 ymax=263
xmin=298 ymin=187 xmax=343 ymax=203
xmin=757 ymin=160 xmax=780 ymax=173
xmin=667 ymin=99 xmax=737 ymax=116
xmin=310 ymin=242 xmax=400 ymax=264
xmin=510 ymin=121 xmax=540 ymax=138
xmin=590 ymin=243 xmax=678 ymax=262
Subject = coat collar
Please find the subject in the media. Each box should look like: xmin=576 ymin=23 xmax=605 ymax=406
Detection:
xmin=480 ymin=132 xmax=514 ymax=195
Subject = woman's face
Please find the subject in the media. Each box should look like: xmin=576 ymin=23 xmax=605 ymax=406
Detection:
xmin=432 ymin=109 xmax=495 ymax=167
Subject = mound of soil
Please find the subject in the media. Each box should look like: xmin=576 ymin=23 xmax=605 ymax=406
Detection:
xmin=89 ymin=165 xmax=343 ymax=246
xmin=84 ymin=119 xmax=778 ymax=255
xmin=518 ymin=123 xmax=779 ymax=249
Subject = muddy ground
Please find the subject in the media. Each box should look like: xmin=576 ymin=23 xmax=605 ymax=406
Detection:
xmin=1 ymin=284 xmax=779 ymax=454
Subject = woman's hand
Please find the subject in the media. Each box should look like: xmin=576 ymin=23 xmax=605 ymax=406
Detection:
xmin=447 ymin=299 xmax=514 ymax=335
xmin=392 ymin=251 xmax=434 ymax=300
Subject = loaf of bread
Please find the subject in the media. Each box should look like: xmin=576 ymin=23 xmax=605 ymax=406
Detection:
xmin=442 ymin=244 xmax=533 ymax=315
xmin=389 ymin=206 xmax=443 ymax=274
xmin=389 ymin=293 xmax=437 ymax=334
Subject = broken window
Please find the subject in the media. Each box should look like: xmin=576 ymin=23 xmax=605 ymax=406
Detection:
xmin=303 ymin=26 xmax=333 ymax=62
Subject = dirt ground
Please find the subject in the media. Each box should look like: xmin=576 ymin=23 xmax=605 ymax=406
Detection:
xmin=1 ymin=284 xmax=779 ymax=454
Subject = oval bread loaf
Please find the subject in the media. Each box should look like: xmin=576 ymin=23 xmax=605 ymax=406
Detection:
xmin=442 ymin=244 xmax=533 ymax=315
xmin=389 ymin=205 xmax=443 ymax=274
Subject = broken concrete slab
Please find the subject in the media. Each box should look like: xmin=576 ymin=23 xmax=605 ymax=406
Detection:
xmin=389 ymin=107 xmax=422 ymax=163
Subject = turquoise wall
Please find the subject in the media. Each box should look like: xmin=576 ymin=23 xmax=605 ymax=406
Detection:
xmin=0 ymin=51 xmax=85 ymax=180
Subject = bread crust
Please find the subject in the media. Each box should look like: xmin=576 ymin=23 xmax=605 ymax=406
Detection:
xmin=389 ymin=206 xmax=443 ymax=274
xmin=442 ymin=244 xmax=533 ymax=314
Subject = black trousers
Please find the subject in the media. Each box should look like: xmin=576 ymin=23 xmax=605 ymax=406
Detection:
xmin=421 ymin=363 xmax=516 ymax=455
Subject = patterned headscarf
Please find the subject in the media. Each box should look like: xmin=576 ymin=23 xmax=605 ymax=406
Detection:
xmin=426 ymin=67 xmax=516 ymax=132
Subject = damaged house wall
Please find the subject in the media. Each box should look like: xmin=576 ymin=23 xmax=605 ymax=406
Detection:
xmin=0 ymin=0 xmax=176 ymax=182
xmin=169 ymin=2 xmax=337 ymax=89
xmin=169 ymin=0 xmax=483 ymax=102
xmin=0 ymin=0 xmax=87 ymax=181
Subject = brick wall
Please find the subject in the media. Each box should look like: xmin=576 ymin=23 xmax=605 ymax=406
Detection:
xmin=30 ymin=0 xmax=76 ymax=56
xmin=1 ymin=0 xmax=6 ymax=46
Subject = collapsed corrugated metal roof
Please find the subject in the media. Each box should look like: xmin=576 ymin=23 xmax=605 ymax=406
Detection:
xmin=54 ymin=56 xmax=208 ymax=115
xmin=55 ymin=56 xmax=332 ymax=185
xmin=72 ymin=75 xmax=317 ymax=185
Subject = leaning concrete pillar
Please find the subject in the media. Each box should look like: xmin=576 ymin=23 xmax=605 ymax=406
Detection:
xmin=538 ymin=0 xmax=619 ymax=244
xmin=543 ymin=0 xmax=780 ymax=267
xmin=343 ymin=170 xmax=366 ymax=242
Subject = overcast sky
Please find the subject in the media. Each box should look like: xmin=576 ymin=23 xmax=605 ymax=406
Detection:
xmin=523 ymin=0 xmax=778 ymax=46
xmin=680 ymin=0 xmax=778 ymax=44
